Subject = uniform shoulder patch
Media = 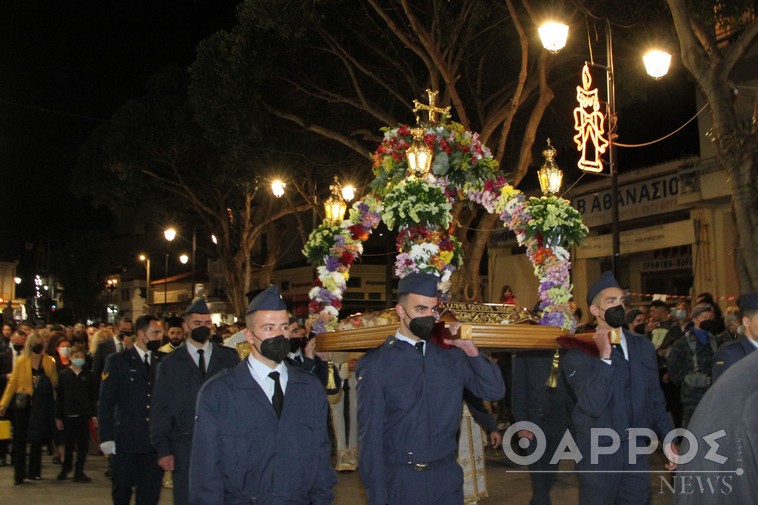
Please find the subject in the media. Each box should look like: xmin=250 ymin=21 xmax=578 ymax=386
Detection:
xmin=101 ymin=371 xmax=109 ymax=381
xmin=714 ymin=360 xmax=725 ymax=366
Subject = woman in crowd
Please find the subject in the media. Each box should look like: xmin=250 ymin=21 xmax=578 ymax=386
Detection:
xmin=0 ymin=332 xmax=58 ymax=484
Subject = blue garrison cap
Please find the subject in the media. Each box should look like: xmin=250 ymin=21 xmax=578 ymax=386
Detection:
xmin=246 ymin=285 xmax=288 ymax=314
xmin=184 ymin=298 xmax=210 ymax=315
xmin=397 ymin=273 xmax=439 ymax=298
xmin=586 ymin=271 xmax=621 ymax=307
xmin=737 ymin=291 xmax=758 ymax=311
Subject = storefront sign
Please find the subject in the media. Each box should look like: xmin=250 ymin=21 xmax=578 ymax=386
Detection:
xmin=575 ymin=220 xmax=692 ymax=259
xmin=571 ymin=172 xmax=681 ymax=228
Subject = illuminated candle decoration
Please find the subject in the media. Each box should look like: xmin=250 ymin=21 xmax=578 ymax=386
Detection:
xmin=573 ymin=64 xmax=609 ymax=173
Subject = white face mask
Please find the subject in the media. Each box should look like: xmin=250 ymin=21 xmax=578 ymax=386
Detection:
xmin=674 ymin=309 xmax=688 ymax=321
xmin=58 ymin=347 xmax=71 ymax=358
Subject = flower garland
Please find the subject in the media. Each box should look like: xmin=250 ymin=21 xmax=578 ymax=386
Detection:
xmin=302 ymin=195 xmax=382 ymax=334
xmin=304 ymin=117 xmax=589 ymax=335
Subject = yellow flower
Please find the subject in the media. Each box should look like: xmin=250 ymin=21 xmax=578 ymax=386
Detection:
xmin=439 ymin=250 xmax=453 ymax=264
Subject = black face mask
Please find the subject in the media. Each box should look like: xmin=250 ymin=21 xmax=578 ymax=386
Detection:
xmin=169 ymin=338 xmax=183 ymax=348
xmin=145 ymin=339 xmax=162 ymax=352
xmin=253 ymin=333 xmax=290 ymax=363
xmin=31 ymin=344 xmax=44 ymax=354
xmin=191 ymin=326 xmax=211 ymax=344
xmin=13 ymin=343 xmax=24 ymax=353
xmin=603 ymin=305 xmax=626 ymax=329
xmin=289 ymin=337 xmax=305 ymax=353
xmin=119 ymin=331 xmax=132 ymax=340
xmin=633 ymin=323 xmax=646 ymax=335
xmin=407 ymin=315 xmax=437 ymax=341
xmin=699 ymin=320 xmax=716 ymax=333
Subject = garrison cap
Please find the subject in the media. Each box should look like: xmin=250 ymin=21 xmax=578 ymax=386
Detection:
xmin=737 ymin=291 xmax=758 ymax=312
xmin=246 ymin=286 xmax=287 ymax=314
xmin=184 ymin=298 xmax=210 ymax=315
xmin=397 ymin=273 xmax=439 ymax=298
xmin=586 ymin=271 xmax=621 ymax=307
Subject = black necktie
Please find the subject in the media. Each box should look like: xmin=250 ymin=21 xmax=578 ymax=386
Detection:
xmin=294 ymin=355 xmax=303 ymax=364
xmin=611 ymin=344 xmax=624 ymax=360
xmin=269 ymin=371 xmax=284 ymax=418
xmin=197 ymin=349 xmax=206 ymax=377
xmin=415 ymin=341 xmax=425 ymax=355
xmin=144 ymin=352 xmax=150 ymax=373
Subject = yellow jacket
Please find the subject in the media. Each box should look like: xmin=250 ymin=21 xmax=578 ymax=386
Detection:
xmin=0 ymin=354 xmax=58 ymax=410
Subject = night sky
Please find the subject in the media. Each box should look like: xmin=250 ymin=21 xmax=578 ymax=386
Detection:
xmin=0 ymin=1 xmax=239 ymax=264
xmin=1 ymin=3 xmax=699 ymax=289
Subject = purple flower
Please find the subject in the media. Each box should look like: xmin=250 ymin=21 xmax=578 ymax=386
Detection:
xmin=325 ymin=256 xmax=341 ymax=271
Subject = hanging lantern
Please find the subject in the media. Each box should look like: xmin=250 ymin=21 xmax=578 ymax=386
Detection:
xmin=406 ymin=126 xmax=432 ymax=178
xmin=324 ymin=177 xmax=348 ymax=222
xmin=538 ymin=139 xmax=563 ymax=195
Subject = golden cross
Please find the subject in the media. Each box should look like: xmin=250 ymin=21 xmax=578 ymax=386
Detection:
xmin=412 ymin=89 xmax=450 ymax=125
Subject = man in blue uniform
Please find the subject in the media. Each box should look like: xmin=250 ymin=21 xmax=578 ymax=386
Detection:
xmin=151 ymin=299 xmax=239 ymax=505
xmin=561 ymin=271 xmax=676 ymax=505
xmin=356 ymin=272 xmax=505 ymax=505
xmin=711 ymin=291 xmax=758 ymax=382
xmin=190 ymin=286 xmax=336 ymax=505
xmin=98 ymin=314 xmax=165 ymax=505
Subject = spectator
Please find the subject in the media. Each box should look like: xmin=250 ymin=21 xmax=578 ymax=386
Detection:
xmin=667 ymin=303 xmax=719 ymax=427
xmin=55 ymin=345 xmax=98 ymax=482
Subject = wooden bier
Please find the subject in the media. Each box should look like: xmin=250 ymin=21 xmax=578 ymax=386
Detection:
xmin=316 ymin=322 xmax=570 ymax=351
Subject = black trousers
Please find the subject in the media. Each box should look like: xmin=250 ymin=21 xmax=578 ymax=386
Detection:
xmin=12 ymin=406 xmax=43 ymax=481
xmin=172 ymin=438 xmax=192 ymax=505
xmin=61 ymin=416 xmax=89 ymax=474
xmin=112 ymin=450 xmax=163 ymax=505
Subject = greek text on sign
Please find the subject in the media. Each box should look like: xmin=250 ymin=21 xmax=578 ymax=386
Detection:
xmin=571 ymin=173 xmax=681 ymax=228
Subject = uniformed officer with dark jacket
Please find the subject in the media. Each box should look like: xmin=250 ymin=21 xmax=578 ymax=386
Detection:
xmin=98 ymin=314 xmax=165 ymax=505
xmin=190 ymin=286 xmax=336 ymax=505
xmin=356 ymin=273 xmax=505 ymax=505
xmin=151 ymin=299 xmax=239 ymax=505
xmin=561 ymin=272 xmax=676 ymax=505
xmin=711 ymin=291 xmax=758 ymax=382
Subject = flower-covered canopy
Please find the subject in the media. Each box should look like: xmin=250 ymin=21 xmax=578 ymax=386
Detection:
xmin=303 ymin=115 xmax=588 ymax=335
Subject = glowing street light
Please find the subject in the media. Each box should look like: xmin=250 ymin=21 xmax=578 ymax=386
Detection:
xmin=271 ymin=180 xmax=286 ymax=198
xmin=179 ymin=254 xmax=189 ymax=265
xmin=643 ymin=50 xmax=672 ymax=79
xmin=539 ymin=22 xmax=569 ymax=53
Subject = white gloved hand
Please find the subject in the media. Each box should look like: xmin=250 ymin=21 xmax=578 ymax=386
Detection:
xmin=100 ymin=440 xmax=116 ymax=455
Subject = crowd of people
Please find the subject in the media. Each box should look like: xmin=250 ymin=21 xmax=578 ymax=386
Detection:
xmin=0 ymin=274 xmax=755 ymax=505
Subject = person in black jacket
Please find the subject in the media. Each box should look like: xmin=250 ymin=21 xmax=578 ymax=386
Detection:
xmin=55 ymin=345 xmax=98 ymax=482
xmin=151 ymin=299 xmax=239 ymax=505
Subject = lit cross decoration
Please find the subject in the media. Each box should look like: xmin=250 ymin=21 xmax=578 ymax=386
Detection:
xmin=573 ymin=64 xmax=609 ymax=173
xmin=413 ymin=89 xmax=451 ymax=125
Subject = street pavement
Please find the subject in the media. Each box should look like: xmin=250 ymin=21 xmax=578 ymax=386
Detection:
xmin=1 ymin=445 xmax=678 ymax=504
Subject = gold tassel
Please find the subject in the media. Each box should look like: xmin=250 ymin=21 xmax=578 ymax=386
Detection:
xmin=545 ymin=349 xmax=560 ymax=388
xmin=326 ymin=360 xmax=337 ymax=390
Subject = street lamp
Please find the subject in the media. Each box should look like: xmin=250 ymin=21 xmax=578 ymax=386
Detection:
xmin=179 ymin=254 xmax=189 ymax=265
xmin=164 ymin=228 xmax=176 ymax=315
xmin=271 ymin=179 xmax=286 ymax=198
xmin=139 ymin=254 xmax=151 ymax=312
xmin=540 ymin=19 xmax=670 ymax=277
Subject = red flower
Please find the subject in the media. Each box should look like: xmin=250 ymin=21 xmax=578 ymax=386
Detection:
xmin=340 ymin=250 xmax=355 ymax=266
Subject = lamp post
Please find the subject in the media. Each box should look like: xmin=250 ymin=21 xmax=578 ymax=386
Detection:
xmin=139 ymin=255 xmax=151 ymax=313
xmin=540 ymin=19 xmax=670 ymax=278
xmin=537 ymin=139 xmax=564 ymax=195
xmin=164 ymin=228 xmax=176 ymax=316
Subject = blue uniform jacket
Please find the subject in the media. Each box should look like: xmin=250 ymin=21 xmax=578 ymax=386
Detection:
xmin=190 ymin=359 xmax=336 ymax=505
xmin=356 ymin=336 xmax=505 ymax=505
xmin=98 ymin=347 xmax=164 ymax=454
xmin=712 ymin=335 xmax=756 ymax=383
xmin=562 ymin=330 xmax=673 ymax=462
xmin=150 ymin=342 xmax=239 ymax=458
